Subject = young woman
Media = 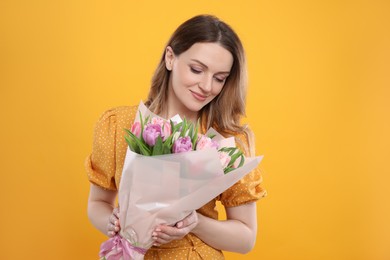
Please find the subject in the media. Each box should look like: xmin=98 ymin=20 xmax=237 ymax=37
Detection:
xmin=86 ymin=14 xmax=266 ymax=259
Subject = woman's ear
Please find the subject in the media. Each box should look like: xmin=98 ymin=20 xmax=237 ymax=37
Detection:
xmin=165 ymin=46 xmax=175 ymax=71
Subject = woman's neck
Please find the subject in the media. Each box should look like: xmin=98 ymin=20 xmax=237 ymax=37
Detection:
xmin=162 ymin=87 xmax=199 ymax=124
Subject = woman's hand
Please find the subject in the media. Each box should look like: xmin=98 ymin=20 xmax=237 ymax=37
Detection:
xmin=152 ymin=211 xmax=198 ymax=246
xmin=107 ymin=207 xmax=121 ymax=237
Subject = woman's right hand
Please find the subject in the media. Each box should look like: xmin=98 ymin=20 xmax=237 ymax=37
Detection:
xmin=152 ymin=211 xmax=198 ymax=246
xmin=107 ymin=207 xmax=121 ymax=237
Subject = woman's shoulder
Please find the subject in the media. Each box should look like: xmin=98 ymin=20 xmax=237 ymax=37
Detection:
xmin=96 ymin=105 xmax=138 ymax=129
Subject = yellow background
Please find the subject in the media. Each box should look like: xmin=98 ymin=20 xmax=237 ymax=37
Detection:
xmin=1 ymin=1 xmax=389 ymax=259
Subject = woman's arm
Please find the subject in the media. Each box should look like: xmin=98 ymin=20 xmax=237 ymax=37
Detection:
xmin=192 ymin=202 xmax=258 ymax=254
xmin=153 ymin=202 xmax=258 ymax=254
xmin=87 ymin=184 xmax=118 ymax=236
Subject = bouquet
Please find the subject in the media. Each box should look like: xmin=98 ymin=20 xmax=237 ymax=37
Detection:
xmin=99 ymin=102 xmax=263 ymax=260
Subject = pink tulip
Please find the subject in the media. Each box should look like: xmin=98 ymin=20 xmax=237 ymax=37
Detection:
xmin=232 ymin=156 xmax=242 ymax=168
xmin=196 ymin=135 xmax=219 ymax=150
xmin=219 ymin=151 xmax=231 ymax=169
xmin=172 ymin=136 xmax=193 ymax=153
xmin=142 ymin=124 xmax=162 ymax=146
xmin=151 ymin=117 xmax=165 ymax=126
xmin=162 ymin=121 xmax=171 ymax=141
xmin=131 ymin=122 xmax=141 ymax=138
xmin=150 ymin=117 xmax=171 ymax=141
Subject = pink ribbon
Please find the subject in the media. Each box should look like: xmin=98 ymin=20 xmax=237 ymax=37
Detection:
xmin=99 ymin=234 xmax=148 ymax=260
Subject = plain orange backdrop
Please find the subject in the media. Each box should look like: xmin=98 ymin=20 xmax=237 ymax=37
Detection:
xmin=1 ymin=1 xmax=389 ymax=259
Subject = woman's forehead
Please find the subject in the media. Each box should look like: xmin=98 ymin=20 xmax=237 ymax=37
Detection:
xmin=179 ymin=42 xmax=233 ymax=72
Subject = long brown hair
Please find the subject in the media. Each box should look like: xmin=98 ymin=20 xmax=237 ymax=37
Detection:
xmin=146 ymin=15 xmax=253 ymax=152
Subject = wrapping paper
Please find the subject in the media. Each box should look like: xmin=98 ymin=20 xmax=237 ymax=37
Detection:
xmin=100 ymin=102 xmax=263 ymax=259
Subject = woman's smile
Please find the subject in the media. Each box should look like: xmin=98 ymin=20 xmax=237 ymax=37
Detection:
xmin=189 ymin=90 xmax=208 ymax=102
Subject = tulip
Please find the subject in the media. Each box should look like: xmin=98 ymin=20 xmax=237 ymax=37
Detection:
xmin=219 ymin=151 xmax=231 ymax=169
xmin=130 ymin=122 xmax=141 ymax=138
xmin=162 ymin=121 xmax=171 ymax=141
xmin=172 ymin=136 xmax=193 ymax=153
xmin=196 ymin=135 xmax=219 ymax=150
xmin=142 ymin=124 xmax=162 ymax=146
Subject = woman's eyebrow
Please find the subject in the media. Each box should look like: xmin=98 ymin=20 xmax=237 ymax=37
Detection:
xmin=191 ymin=59 xmax=208 ymax=68
xmin=190 ymin=59 xmax=230 ymax=74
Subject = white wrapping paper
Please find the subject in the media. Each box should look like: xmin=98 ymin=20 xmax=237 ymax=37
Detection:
xmin=118 ymin=149 xmax=262 ymax=257
xmin=105 ymin=101 xmax=264 ymax=259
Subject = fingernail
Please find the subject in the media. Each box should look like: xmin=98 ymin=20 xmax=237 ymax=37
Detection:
xmin=176 ymin=222 xmax=183 ymax=228
xmin=152 ymin=232 xmax=157 ymax=236
xmin=155 ymin=228 xmax=161 ymax=232
xmin=152 ymin=236 xmax=157 ymax=240
xmin=153 ymin=243 xmax=159 ymax=247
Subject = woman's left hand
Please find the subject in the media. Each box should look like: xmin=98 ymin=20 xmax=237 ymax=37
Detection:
xmin=152 ymin=211 xmax=198 ymax=246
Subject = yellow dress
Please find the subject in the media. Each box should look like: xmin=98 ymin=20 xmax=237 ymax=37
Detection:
xmin=85 ymin=105 xmax=267 ymax=259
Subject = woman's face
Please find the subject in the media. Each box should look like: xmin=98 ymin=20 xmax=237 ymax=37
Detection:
xmin=165 ymin=42 xmax=233 ymax=120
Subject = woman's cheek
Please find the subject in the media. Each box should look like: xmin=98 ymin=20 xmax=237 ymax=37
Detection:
xmin=183 ymin=72 xmax=199 ymax=86
xmin=212 ymin=84 xmax=224 ymax=96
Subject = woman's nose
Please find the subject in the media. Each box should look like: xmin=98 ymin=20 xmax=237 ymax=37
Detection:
xmin=198 ymin=76 xmax=213 ymax=93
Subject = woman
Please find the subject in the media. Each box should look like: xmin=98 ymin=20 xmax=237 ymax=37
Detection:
xmin=86 ymin=14 xmax=266 ymax=259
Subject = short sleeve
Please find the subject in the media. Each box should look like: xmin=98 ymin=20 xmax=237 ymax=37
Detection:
xmin=219 ymin=127 xmax=267 ymax=207
xmin=85 ymin=109 xmax=118 ymax=190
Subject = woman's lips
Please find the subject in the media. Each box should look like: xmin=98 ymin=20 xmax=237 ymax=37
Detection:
xmin=190 ymin=90 xmax=207 ymax=102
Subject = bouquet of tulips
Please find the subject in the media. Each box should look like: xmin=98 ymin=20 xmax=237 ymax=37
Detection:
xmin=99 ymin=102 xmax=263 ymax=260
xmin=124 ymin=108 xmax=245 ymax=174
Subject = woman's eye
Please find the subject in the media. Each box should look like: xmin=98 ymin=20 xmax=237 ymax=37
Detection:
xmin=190 ymin=67 xmax=202 ymax=74
xmin=215 ymin=77 xmax=225 ymax=83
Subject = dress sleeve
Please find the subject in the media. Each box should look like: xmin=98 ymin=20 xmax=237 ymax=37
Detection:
xmin=85 ymin=108 xmax=118 ymax=190
xmin=219 ymin=127 xmax=267 ymax=207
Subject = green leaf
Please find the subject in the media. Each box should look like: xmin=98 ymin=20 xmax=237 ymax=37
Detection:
xmin=227 ymin=150 xmax=244 ymax=169
xmin=224 ymin=167 xmax=235 ymax=174
xmin=180 ymin=118 xmax=188 ymax=137
xmin=124 ymin=133 xmax=139 ymax=153
xmin=152 ymin=136 xmax=163 ymax=156
xmin=139 ymin=111 xmax=144 ymax=140
xmin=139 ymin=111 xmax=144 ymax=126
xmin=192 ymin=120 xmax=199 ymax=148
xmin=173 ymin=122 xmax=183 ymax=133
xmin=145 ymin=115 xmax=150 ymax=124
xmin=162 ymin=142 xmax=172 ymax=154
xmin=170 ymin=119 xmax=175 ymax=132
xmin=127 ymin=130 xmax=151 ymax=155
xmin=208 ymin=133 xmax=216 ymax=139
xmin=124 ymin=129 xmax=138 ymax=150
xmin=189 ymin=124 xmax=194 ymax=140
xmin=219 ymin=147 xmax=234 ymax=153
xmin=237 ymin=154 xmax=245 ymax=168
xmin=164 ymin=134 xmax=174 ymax=147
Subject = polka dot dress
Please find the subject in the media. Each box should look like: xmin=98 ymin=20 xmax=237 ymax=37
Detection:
xmin=85 ymin=105 xmax=267 ymax=259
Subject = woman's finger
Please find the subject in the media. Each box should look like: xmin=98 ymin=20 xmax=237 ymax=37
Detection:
xmin=154 ymin=226 xmax=185 ymax=241
xmin=107 ymin=221 xmax=117 ymax=236
xmin=110 ymin=213 xmax=119 ymax=225
xmin=110 ymin=223 xmax=119 ymax=231
xmin=152 ymin=227 xmax=175 ymax=245
xmin=107 ymin=208 xmax=121 ymax=238
xmin=151 ymin=212 xmax=199 ymax=245
xmin=152 ymin=229 xmax=172 ymax=240
xmin=108 ymin=230 xmax=116 ymax=237
xmin=113 ymin=207 xmax=120 ymax=219
xmin=176 ymin=211 xmax=198 ymax=229
xmin=152 ymin=236 xmax=170 ymax=245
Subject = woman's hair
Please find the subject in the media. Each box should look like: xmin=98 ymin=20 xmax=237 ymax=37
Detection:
xmin=145 ymin=14 xmax=249 ymax=140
